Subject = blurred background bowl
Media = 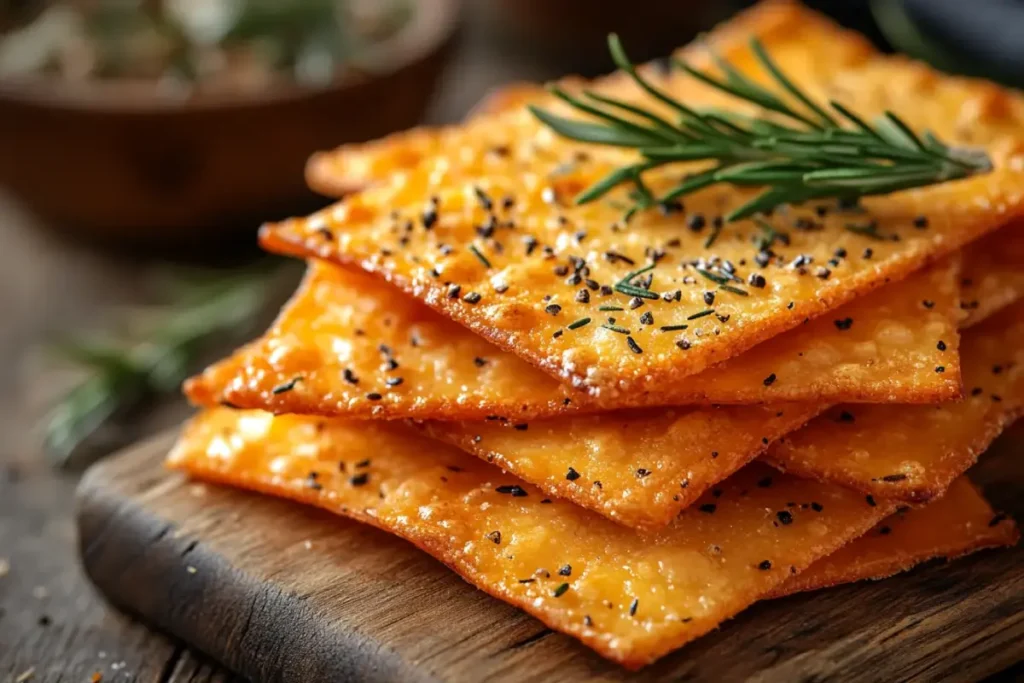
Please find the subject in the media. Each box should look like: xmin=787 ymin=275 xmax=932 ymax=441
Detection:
xmin=0 ymin=0 xmax=459 ymax=245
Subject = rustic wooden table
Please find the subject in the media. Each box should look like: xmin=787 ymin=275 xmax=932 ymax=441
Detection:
xmin=1 ymin=4 xmax=1021 ymax=682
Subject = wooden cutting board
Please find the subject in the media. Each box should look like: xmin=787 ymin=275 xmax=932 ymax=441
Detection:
xmin=76 ymin=424 xmax=1024 ymax=683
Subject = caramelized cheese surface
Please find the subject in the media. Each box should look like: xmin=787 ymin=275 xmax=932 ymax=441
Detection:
xmin=186 ymin=257 xmax=961 ymax=420
xmin=421 ymin=403 xmax=824 ymax=530
xmin=167 ymin=408 xmax=893 ymax=668
xmin=269 ymin=3 xmax=1024 ymax=397
xmin=769 ymin=300 xmax=1024 ymax=501
xmin=772 ymin=477 xmax=1019 ymax=598
xmin=960 ymin=223 xmax=1024 ymax=328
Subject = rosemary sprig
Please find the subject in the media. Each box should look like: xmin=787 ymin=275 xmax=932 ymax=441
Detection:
xmin=44 ymin=267 xmax=273 ymax=469
xmin=529 ymin=34 xmax=993 ymax=222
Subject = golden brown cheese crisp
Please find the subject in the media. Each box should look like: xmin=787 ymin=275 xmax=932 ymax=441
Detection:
xmin=185 ymin=257 xmax=961 ymax=420
xmin=960 ymin=223 xmax=1024 ymax=328
xmin=421 ymin=295 xmax=1016 ymax=529
xmin=263 ymin=1 xmax=1024 ymax=399
xmin=768 ymin=300 xmax=1024 ymax=501
xmin=308 ymin=2 xmax=1024 ymax=196
xmin=420 ymin=403 xmax=825 ymax=530
xmin=167 ymin=408 xmax=894 ymax=669
xmin=770 ymin=477 xmax=1019 ymax=598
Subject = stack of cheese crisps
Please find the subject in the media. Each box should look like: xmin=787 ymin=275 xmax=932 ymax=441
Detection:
xmin=168 ymin=0 xmax=1024 ymax=669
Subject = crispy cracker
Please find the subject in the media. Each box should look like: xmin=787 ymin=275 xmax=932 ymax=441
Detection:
xmin=771 ymin=477 xmax=1019 ymax=598
xmin=306 ymin=80 xmax=549 ymax=198
xmin=263 ymin=2 xmax=1024 ymax=399
xmin=420 ymin=402 xmax=825 ymax=530
xmin=768 ymin=300 xmax=1024 ymax=502
xmin=960 ymin=222 xmax=1024 ymax=328
xmin=420 ymin=288 xmax=1007 ymax=530
xmin=185 ymin=256 xmax=961 ymax=420
xmin=167 ymin=407 xmax=894 ymax=669
xmin=309 ymin=2 xmax=1024 ymax=195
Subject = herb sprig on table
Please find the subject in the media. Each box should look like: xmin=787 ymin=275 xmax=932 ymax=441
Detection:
xmin=529 ymin=34 xmax=993 ymax=222
xmin=44 ymin=268 xmax=273 ymax=469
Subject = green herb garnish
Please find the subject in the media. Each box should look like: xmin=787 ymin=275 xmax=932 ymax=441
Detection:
xmin=529 ymin=34 xmax=992 ymax=223
xmin=43 ymin=267 xmax=273 ymax=469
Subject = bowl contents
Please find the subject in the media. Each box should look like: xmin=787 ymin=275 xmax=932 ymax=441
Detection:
xmin=0 ymin=0 xmax=414 ymax=93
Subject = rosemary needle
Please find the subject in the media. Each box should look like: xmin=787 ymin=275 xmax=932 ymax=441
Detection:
xmin=529 ymin=34 xmax=992 ymax=222
xmin=44 ymin=268 xmax=273 ymax=469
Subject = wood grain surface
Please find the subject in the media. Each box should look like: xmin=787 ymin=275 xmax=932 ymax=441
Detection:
xmin=76 ymin=423 xmax=1024 ymax=683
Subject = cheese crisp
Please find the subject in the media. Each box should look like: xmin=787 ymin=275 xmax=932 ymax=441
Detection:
xmin=420 ymin=403 xmax=825 ymax=530
xmin=265 ymin=3 xmax=1024 ymax=398
xmin=167 ymin=408 xmax=894 ymax=669
xmin=185 ymin=257 xmax=960 ymax=420
xmin=771 ymin=476 xmax=1018 ymax=598
xmin=960 ymin=224 xmax=1024 ymax=328
xmin=769 ymin=300 xmax=1024 ymax=501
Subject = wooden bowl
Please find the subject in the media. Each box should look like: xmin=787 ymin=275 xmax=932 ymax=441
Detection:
xmin=0 ymin=0 xmax=459 ymax=244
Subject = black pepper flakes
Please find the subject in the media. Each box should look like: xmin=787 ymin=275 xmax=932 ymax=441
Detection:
xmin=763 ymin=373 xmax=777 ymax=387
xmin=776 ymin=510 xmax=794 ymax=525
xmin=566 ymin=467 xmax=581 ymax=481
xmin=546 ymin=304 xmax=562 ymax=316
xmin=559 ymin=564 xmax=572 ymax=576
xmin=626 ymin=336 xmax=643 ymax=354
xmin=271 ymin=377 xmax=303 ymax=395
xmin=758 ymin=560 xmax=772 ymax=571
xmin=699 ymin=503 xmax=717 ymax=514
xmin=486 ymin=530 xmax=502 ymax=544
xmin=575 ymin=289 xmax=591 ymax=304
xmin=463 ymin=291 xmax=482 ymax=304
xmin=474 ymin=186 xmax=494 ymax=211
xmin=496 ymin=484 xmax=528 ymax=497
xmin=834 ymin=317 xmax=854 ymax=331
xmin=349 ymin=473 xmax=369 ymax=487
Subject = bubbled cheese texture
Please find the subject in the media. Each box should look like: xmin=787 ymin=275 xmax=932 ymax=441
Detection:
xmin=768 ymin=300 xmax=1024 ymax=501
xmin=167 ymin=408 xmax=894 ymax=668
